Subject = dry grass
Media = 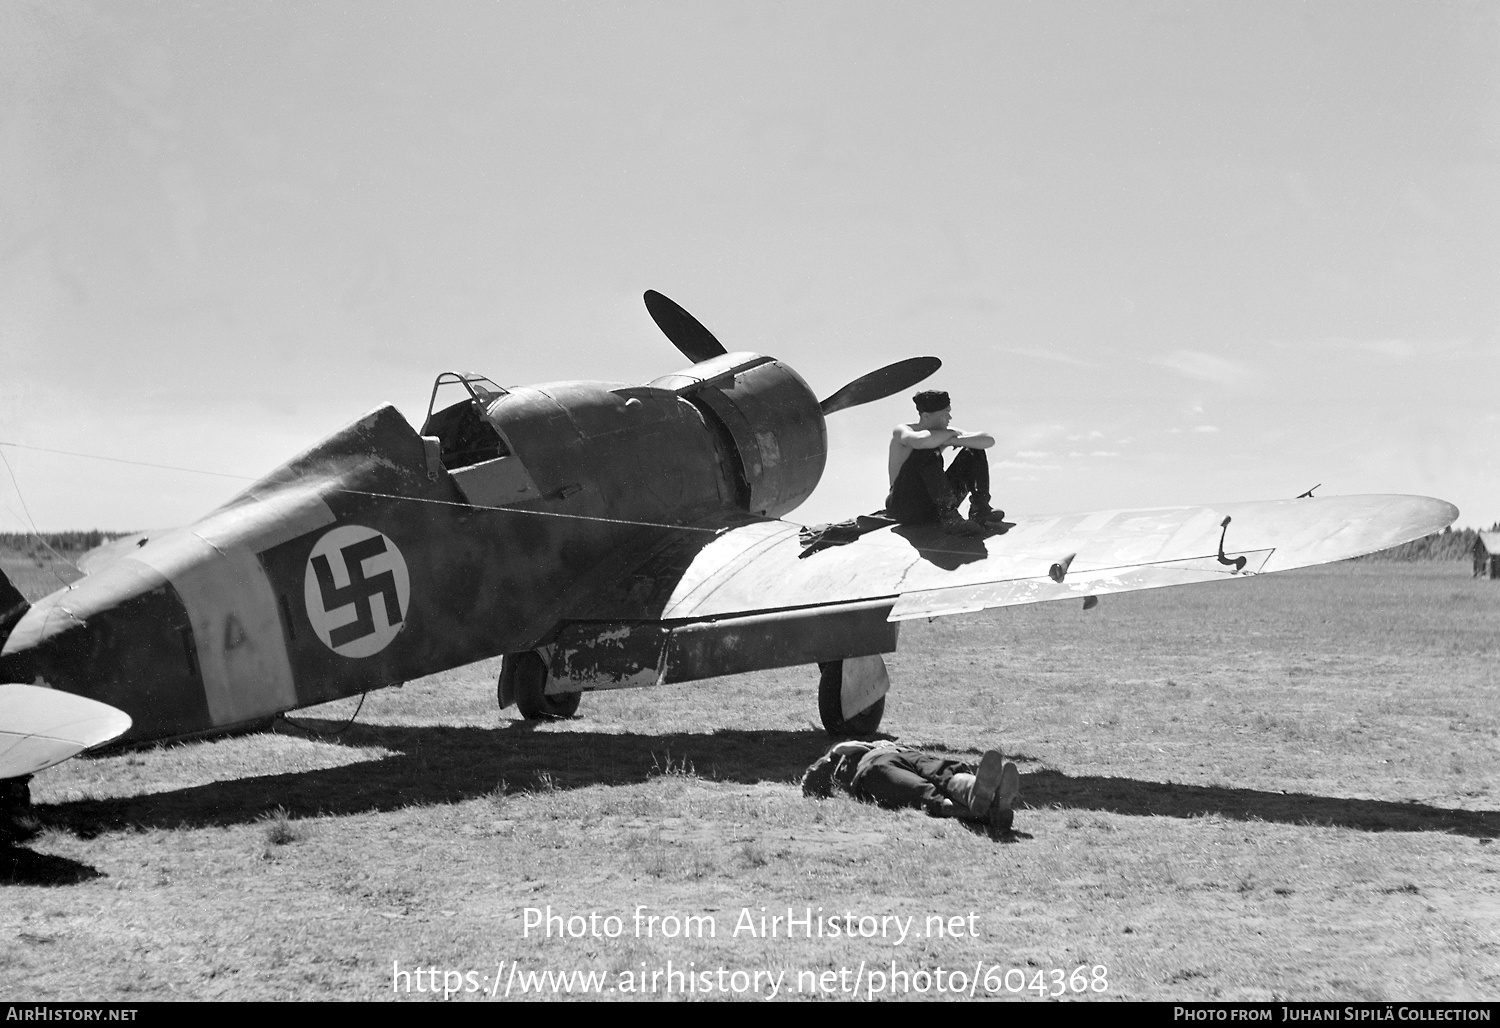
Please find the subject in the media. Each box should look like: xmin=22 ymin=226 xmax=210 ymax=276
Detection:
xmin=259 ymin=807 xmax=300 ymax=849
xmin=1 ymin=557 xmax=1497 ymax=1001
xmin=1 ymin=547 xmax=85 ymax=601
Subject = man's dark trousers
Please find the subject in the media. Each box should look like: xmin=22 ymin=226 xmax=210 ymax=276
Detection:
xmin=851 ymin=747 xmax=976 ymax=816
xmin=885 ymin=447 xmax=994 ymax=524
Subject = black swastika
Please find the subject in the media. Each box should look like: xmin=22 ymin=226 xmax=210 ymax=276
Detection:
xmin=311 ymin=535 xmax=404 ymax=648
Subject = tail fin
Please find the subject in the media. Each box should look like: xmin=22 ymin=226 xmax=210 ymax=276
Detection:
xmin=0 ymin=568 xmax=28 ymax=651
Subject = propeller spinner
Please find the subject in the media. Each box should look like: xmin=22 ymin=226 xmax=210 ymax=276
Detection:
xmin=643 ymin=291 xmax=941 ymax=414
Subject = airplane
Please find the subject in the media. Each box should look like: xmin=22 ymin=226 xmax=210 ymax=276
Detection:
xmin=0 ymin=290 xmax=1459 ymax=823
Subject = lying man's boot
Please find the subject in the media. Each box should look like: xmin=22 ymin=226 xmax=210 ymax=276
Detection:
xmin=972 ymin=750 xmax=1007 ymax=811
xmin=986 ymin=761 xmax=1021 ymax=837
xmin=968 ymin=505 xmax=1007 ymax=526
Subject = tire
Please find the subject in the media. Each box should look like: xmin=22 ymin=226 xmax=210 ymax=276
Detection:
xmin=502 ymin=652 xmax=582 ymax=719
xmin=817 ymin=661 xmax=885 ymax=738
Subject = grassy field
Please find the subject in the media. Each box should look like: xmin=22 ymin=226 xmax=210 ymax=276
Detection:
xmin=1 ymin=551 xmax=1496 ymax=1002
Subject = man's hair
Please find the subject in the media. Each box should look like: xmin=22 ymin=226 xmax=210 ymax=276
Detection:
xmin=913 ymin=390 xmax=950 ymax=413
xmin=802 ymin=756 xmax=839 ymax=798
xmin=803 ymin=744 xmax=871 ymax=798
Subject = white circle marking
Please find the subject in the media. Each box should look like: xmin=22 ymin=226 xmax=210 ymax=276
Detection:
xmin=303 ymin=525 xmax=411 ymax=658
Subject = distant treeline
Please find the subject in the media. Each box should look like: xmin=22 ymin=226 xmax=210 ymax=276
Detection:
xmin=1358 ymin=524 xmax=1500 ymax=562
xmin=0 ymin=531 xmax=131 ymax=557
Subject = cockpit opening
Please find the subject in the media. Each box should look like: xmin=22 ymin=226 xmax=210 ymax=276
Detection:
xmin=421 ymin=372 xmax=512 ymax=471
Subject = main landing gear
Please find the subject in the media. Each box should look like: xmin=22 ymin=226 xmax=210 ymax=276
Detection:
xmin=817 ymin=656 xmax=889 ymax=738
xmin=499 ymin=651 xmax=582 ymax=720
xmin=495 ymin=649 xmax=892 ymax=736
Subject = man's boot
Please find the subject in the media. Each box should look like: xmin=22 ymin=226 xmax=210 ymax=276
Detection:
xmin=939 ymin=509 xmax=983 ymax=537
xmin=986 ymin=761 xmax=1021 ymax=838
xmin=972 ymin=751 xmax=1006 ymax=810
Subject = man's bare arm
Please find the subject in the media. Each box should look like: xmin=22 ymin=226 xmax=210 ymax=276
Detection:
xmin=949 ymin=429 xmax=994 ymax=449
xmin=894 ymin=425 xmax=959 ymax=450
xmin=895 ymin=425 xmax=993 ymax=450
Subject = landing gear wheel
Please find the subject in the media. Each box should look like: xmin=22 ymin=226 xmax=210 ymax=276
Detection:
xmin=817 ymin=661 xmax=885 ymax=738
xmin=502 ymin=652 xmax=581 ymax=720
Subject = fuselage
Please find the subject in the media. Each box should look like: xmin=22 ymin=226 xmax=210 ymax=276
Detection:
xmin=0 ymin=353 xmax=828 ymax=745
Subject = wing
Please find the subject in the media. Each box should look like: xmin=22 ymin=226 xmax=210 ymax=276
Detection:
xmin=547 ymin=494 xmax=1456 ymax=688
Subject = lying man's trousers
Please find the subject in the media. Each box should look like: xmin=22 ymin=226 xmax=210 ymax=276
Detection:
xmin=850 ymin=746 xmax=982 ymax=817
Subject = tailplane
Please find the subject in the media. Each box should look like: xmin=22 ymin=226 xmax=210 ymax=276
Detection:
xmin=0 ymin=683 xmax=133 ymax=780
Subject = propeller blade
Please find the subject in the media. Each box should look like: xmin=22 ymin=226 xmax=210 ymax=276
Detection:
xmin=644 ymin=290 xmax=729 ymax=363
xmin=819 ymin=356 xmax=942 ymax=415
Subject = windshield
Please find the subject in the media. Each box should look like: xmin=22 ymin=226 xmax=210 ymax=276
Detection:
xmin=421 ymin=372 xmax=511 ymax=471
xmin=425 ymin=372 xmax=506 ymax=424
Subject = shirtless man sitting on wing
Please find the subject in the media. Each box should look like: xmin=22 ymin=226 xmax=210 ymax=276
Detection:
xmin=885 ymin=389 xmax=1004 ymax=536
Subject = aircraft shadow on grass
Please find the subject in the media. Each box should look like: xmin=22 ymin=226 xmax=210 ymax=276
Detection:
xmin=0 ymin=846 xmax=103 ymax=887
xmin=7 ymin=722 xmax=1493 ymax=885
xmin=30 ymin=723 xmax=840 ymax=842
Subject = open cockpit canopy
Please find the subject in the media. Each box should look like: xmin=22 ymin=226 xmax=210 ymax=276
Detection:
xmin=420 ymin=372 xmax=511 ymax=471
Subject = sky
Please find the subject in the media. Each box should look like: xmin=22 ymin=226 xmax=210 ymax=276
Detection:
xmin=1 ymin=0 xmax=1496 ymax=532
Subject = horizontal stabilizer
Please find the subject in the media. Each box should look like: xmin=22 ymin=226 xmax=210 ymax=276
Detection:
xmin=0 ymin=684 xmax=133 ymax=780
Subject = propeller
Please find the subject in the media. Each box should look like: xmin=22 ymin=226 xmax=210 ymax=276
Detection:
xmin=818 ymin=356 xmax=941 ymax=415
xmin=644 ymin=290 xmax=728 ymax=363
xmin=643 ymin=290 xmax=941 ymax=415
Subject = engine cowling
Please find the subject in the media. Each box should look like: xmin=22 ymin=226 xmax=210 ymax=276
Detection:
xmin=650 ymin=353 xmax=827 ymax=518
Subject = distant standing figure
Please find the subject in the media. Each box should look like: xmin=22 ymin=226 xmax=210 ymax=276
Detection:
xmin=802 ymin=740 xmax=1021 ymax=837
xmin=886 ymin=390 xmax=1005 ymax=536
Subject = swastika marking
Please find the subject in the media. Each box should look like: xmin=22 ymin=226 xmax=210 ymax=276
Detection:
xmin=303 ymin=526 xmax=411 ymax=658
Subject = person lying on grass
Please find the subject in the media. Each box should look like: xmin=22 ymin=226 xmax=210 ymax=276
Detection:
xmin=802 ymin=740 xmax=1020 ymax=837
